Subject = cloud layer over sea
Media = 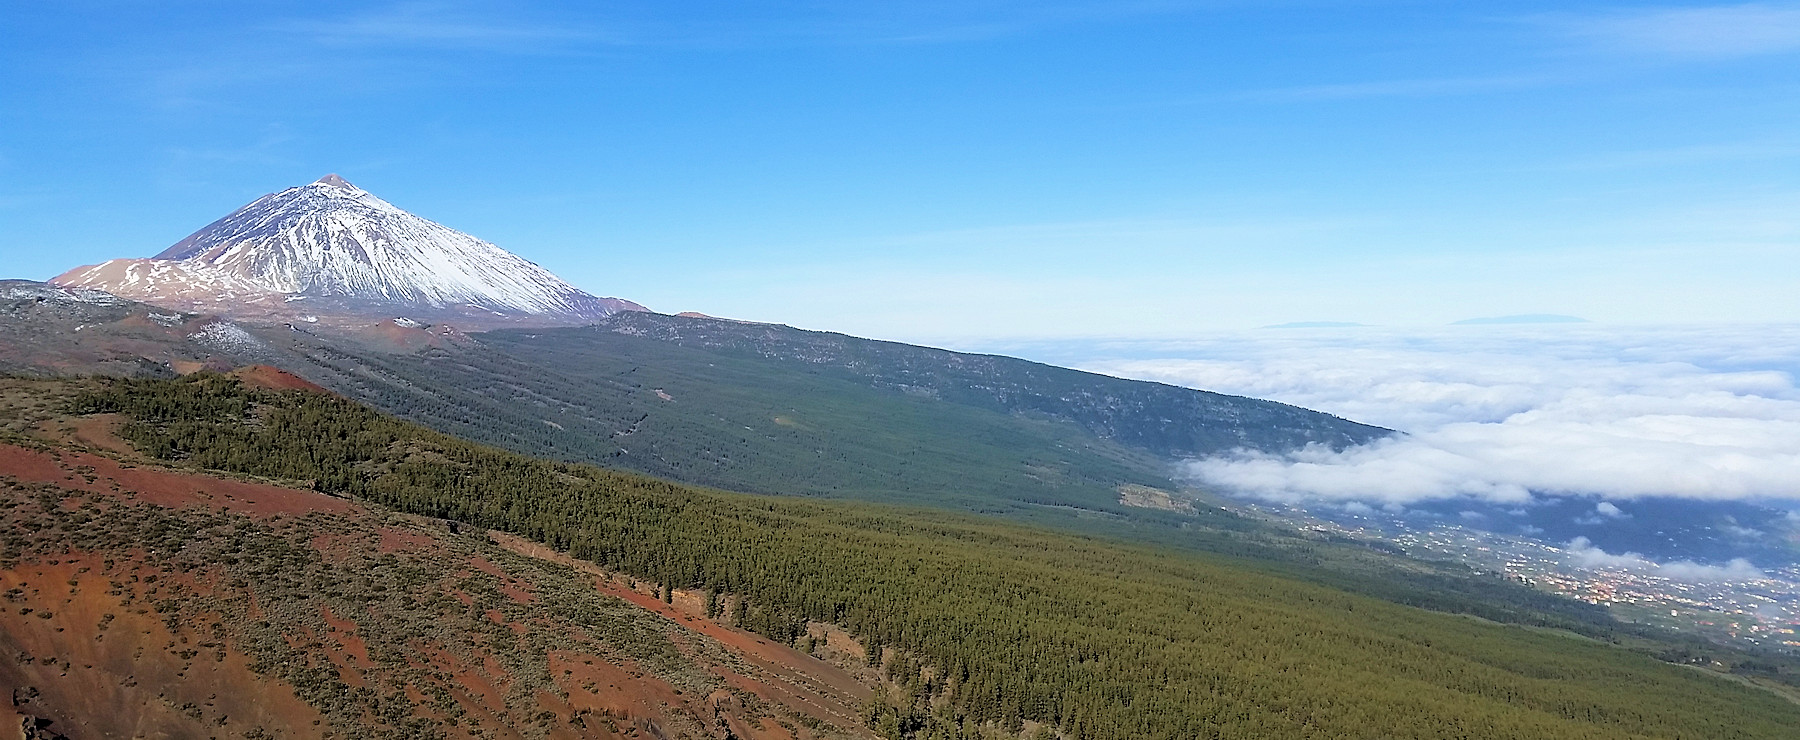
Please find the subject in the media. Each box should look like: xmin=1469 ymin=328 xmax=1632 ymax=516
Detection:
xmin=984 ymin=324 xmax=1800 ymax=508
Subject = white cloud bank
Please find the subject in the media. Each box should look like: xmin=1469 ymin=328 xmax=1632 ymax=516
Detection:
xmin=1565 ymin=537 xmax=1765 ymax=581
xmin=1075 ymin=324 xmax=1800 ymax=507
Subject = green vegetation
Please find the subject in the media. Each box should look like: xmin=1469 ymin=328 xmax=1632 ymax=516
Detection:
xmin=493 ymin=313 xmax=1387 ymax=458
xmin=210 ymin=342 xmax=1661 ymax=640
xmin=290 ymin=326 xmax=1181 ymax=515
xmin=67 ymin=374 xmax=1800 ymax=739
xmin=0 ymin=478 xmax=751 ymax=740
xmin=280 ymin=313 xmax=1380 ymax=517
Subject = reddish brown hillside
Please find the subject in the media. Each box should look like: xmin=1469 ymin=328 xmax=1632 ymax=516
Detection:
xmin=230 ymin=365 xmax=331 ymax=394
xmin=0 ymin=380 xmax=878 ymax=740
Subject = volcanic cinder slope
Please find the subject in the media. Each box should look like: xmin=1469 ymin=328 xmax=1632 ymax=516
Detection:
xmin=0 ymin=377 xmax=876 ymax=740
xmin=52 ymin=175 xmax=646 ymax=328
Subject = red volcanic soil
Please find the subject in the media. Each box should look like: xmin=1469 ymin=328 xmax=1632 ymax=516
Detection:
xmin=346 ymin=319 xmax=475 ymax=354
xmin=491 ymin=533 xmax=875 ymax=733
xmin=0 ymin=555 xmax=327 ymax=738
xmin=66 ymin=413 xmax=135 ymax=456
xmin=0 ymin=402 xmax=879 ymax=739
xmin=601 ymin=582 xmax=873 ymax=733
xmin=229 ymin=364 xmax=330 ymax=394
xmin=0 ymin=442 xmax=352 ymax=518
xmin=374 ymin=525 xmax=437 ymax=554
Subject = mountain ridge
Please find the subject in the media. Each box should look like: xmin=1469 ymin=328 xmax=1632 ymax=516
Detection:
xmin=571 ymin=311 xmax=1390 ymax=458
xmin=52 ymin=175 xmax=646 ymax=328
xmin=0 ymin=279 xmax=1387 ymax=522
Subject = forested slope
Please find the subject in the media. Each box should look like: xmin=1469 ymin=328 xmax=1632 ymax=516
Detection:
xmin=281 ymin=332 xmax=1176 ymax=516
xmin=66 ymin=375 xmax=1800 ymax=740
xmin=202 ymin=336 xmax=1637 ymax=635
xmin=260 ymin=312 xmax=1386 ymax=518
xmin=503 ymin=312 xmax=1388 ymax=457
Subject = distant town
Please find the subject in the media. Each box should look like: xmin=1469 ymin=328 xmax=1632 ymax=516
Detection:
xmin=1246 ymin=503 xmax=1800 ymax=652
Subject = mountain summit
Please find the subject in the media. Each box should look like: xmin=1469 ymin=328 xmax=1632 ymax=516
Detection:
xmin=53 ymin=175 xmax=646 ymax=327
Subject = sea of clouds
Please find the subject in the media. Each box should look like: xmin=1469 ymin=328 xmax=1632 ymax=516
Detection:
xmin=1059 ymin=324 xmax=1800 ymax=507
xmin=983 ymin=324 xmax=1800 ymax=577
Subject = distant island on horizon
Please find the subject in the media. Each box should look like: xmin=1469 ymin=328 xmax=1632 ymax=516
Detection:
xmin=1452 ymin=314 xmax=1590 ymax=325
xmin=1261 ymin=321 xmax=1369 ymax=329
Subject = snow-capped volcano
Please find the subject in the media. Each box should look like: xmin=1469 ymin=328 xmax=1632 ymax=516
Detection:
xmin=54 ymin=174 xmax=646 ymax=327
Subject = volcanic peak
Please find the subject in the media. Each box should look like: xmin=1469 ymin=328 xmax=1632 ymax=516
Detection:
xmin=52 ymin=175 xmax=645 ymax=328
xmin=314 ymin=173 xmax=356 ymax=190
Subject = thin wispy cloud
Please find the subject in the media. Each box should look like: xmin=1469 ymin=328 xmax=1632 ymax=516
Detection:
xmin=1541 ymin=139 xmax=1800 ymax=171
xmin=160 ymin=127 xmax=300 ymax=168
xmin=128 ymin=4 xmax=614 ymax=111
xmin=855 ymin=1 xmax=1203 ymax=46
xmin=1243 ymin=75 xmax=1545 ymax=102
xmin=1555 ymin=3 xmax=1800 ymax=58
xmin=0 ymin=194 xmax=49 ymax=211
xmin=270 ymin=3 xmax=627 ymax=52
xmin=268 ymin=1 xmax=1204 ymax=53
xmin=866 ymin=216 xmax=1364 ymax=256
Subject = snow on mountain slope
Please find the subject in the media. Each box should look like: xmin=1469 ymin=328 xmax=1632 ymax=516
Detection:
xmin=54 ymin=175 xmax=645 ymax=327
xmin=55 ymin=258 xmax=281 ymax=306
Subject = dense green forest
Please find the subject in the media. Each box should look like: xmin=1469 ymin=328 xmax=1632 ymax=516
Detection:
xmin=69 ymin=375 xmax=1800 ymax=739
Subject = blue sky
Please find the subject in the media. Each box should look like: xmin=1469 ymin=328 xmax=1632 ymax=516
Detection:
xmin=3 ymin=1 xmax=1797 ymax=340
